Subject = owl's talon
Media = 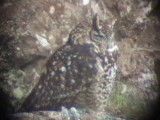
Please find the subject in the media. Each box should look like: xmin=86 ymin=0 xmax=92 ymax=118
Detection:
xmin=70 ymin=107 xmax=81 ymax=120
xmin=61 ymin=107 xmax=81 ymax=120
xmin=61 ymin=107 xmax=70 ymax=120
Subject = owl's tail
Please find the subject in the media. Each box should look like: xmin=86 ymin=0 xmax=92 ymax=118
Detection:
xmin=18 ymin=86 xmax=41 ymax=112
xmin=18 ymin=74 xmax=48 ymax=112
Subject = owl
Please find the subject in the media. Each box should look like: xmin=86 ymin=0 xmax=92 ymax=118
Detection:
xmin=20 ymin=15 xmax=118 ymax=113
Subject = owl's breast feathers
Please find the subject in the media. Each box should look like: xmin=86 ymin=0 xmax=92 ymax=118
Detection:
xmin=21 ymin=43 xmax=98 ymax=111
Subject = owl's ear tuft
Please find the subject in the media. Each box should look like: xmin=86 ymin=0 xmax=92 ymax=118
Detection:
xmin=92 ymin=14 xmax=99 ymax=32
xmin=92 ymin=14 xmax=105 ymax=35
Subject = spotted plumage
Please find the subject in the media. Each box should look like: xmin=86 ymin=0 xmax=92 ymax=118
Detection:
xmin=20 ymin=15 xmax=118 ymax=112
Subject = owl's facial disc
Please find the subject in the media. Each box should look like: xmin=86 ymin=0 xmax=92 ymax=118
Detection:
xmin=90 ymin=14 xmax=107 ymax=44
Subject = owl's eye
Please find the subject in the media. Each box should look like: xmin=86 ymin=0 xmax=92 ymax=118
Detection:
xmin=95 ymin=31 xmax=104 ymax=39
xmin=90 ymin=30 xmax=105 ymax=44
xmin=91 ymin=14 xmax=108 ymax=40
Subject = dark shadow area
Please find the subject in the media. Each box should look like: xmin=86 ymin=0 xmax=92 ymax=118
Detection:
xmin=145 ymin=59 xmax=160 ymax=120
xmin=149 ymin=0 xmax=160 ymax=20
xmin=0 ymin=34 xmax=16 ymax=73
xmin=0 ymin=0 xmax=5 ymax=6
xmin=0 ymin=88 xmax=14 ymax=120
xmin=0 ymin=35 xmax=18 ymax=119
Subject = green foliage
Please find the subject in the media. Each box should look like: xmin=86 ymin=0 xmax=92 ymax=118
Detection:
xmin=107 ymin=81 xmax=150 ymax=120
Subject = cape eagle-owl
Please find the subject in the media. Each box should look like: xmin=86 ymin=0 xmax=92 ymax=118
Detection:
xmin=20 ymin=15 xmax=118 ymax=113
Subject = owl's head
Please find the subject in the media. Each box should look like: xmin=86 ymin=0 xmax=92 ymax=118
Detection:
xmin=67 ymin=20 xmax=91 ymax=45
xmin=90 ymin=14 xmax=117 ymax=50
xmin=67 ymin=14 xmax=118 ymax=52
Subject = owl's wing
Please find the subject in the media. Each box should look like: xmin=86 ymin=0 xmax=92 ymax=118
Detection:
xmin=21 ymin=43 xmax=99 ymax=112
